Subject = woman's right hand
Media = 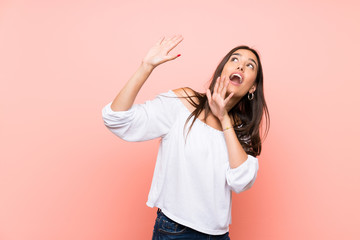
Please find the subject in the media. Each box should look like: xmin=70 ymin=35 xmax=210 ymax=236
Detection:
xmin=142 ymin=35 xmax=183 ymax=69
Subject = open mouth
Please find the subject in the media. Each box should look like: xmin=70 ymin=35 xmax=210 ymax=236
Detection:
xmin=230 ymin=73 xmax=243 ymax=85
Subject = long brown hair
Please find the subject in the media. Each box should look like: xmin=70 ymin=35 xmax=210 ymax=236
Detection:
xmin=182 ymin=45 xmax=270 ymax=157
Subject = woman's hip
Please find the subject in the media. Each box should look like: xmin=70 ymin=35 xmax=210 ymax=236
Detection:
xmin=152 ymin=208 xmax=230 ymax=240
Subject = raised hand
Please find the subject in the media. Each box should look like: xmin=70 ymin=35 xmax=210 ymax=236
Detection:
xmin=142 ymin=35 xmax=183 ymax=69
xmin=206 ymin=75 xmax=234 ymax=122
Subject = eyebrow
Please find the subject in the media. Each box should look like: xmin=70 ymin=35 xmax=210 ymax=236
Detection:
xmin=231 ymin=53 xmax=258 ymax=67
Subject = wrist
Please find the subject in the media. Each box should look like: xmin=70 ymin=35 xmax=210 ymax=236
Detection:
xmin=140 ymin=62 xmax=155 ymax=72
xmin=220 ymin=114 xmax=231 ymax=127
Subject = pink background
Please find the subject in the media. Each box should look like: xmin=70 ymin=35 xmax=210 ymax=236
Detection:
xmin=1 ymin=0 xmax=359 ymax=239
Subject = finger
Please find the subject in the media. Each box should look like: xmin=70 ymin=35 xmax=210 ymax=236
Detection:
xmin=169 ymin=34 xmax=180 ymax=41
xmin=221 ymin=77 xmax=229 ymax=98
xmin=206 ymin=89 xmax=212 ymax=104
xmin=218 ymin=77 xmax=225 ymax=99
xmin=162 ymin=35 xmax=176 ymax=45
xmin=164 ymin=34 xmax=181 ymax=45
xmin=213 ymin=77 xmax=220 ymax=96
xmin=166 ymin=35 xmax=184 ymax=53
xmin=156 ymin=36 xmax=165 ymax=45
xmin=224 ymin=92 xmax=234 ymax=105
xmin=218 ymin=75 xmax=225 ymax=95
xmin=166 ymin=53 xmax=182 ymax=61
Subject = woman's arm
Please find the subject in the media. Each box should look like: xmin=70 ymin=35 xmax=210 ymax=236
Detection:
xmin=110 ymin=63 xmax=154 ymax=111
xmin=110 ymin=35 xmax=183 ymax=112
xmin=206 ymin=75 xmax=259 ymax=193
xmin=220 ymin=115 xmax=248 ymax=169
xmin=206 ymin=75 xmax=248 ymax=168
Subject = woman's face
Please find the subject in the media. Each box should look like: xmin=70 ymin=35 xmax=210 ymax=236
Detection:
xmin=220 ymin=49 xmax=258 ymax=99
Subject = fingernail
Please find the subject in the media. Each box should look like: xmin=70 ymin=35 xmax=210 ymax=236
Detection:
xmin=177 ymin=54 xmax=181 ymax=57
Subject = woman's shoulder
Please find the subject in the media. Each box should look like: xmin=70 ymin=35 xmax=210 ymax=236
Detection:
xmin=172 ymin=87 xmax=196 ymax=97
xmin=171 ymin=87 xmax=201 ymax=112
xmin=172 ymin=87 xmax=203 ymax=102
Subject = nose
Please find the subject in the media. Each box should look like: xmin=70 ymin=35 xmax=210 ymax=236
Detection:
xmin=237 ymin=63 xmax=244 ymax=71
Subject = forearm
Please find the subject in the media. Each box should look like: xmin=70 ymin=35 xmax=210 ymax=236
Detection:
xmin=110 ymin=63 xmax=154 ymax=111
xmin=221 ymin=115 xmax=248 ymax=169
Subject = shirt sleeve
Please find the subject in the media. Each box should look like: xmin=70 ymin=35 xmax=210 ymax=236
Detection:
xmin=101 ymin=90 xmax=178 ymax=142
xmin=225 ymin=155 xmax=259 ymax=193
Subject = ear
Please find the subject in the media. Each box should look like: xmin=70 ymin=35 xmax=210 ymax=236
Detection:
xmin=249 ymin=84 xmax=257 ymax=94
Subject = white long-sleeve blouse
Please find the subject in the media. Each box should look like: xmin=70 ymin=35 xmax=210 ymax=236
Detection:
xmin=102 ymin=90 xmax=259 ymax=235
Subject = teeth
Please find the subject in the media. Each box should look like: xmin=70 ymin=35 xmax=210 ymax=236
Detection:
xmin=231 ymin=73 xmax=242 ymax=81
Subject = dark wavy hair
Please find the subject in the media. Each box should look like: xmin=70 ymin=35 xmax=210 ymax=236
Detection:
xmin=182 ymin=45 xmax=270 ymax=157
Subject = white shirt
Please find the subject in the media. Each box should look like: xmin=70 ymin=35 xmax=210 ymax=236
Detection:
xmin=102 ymin=90 xmax=259 ymax=235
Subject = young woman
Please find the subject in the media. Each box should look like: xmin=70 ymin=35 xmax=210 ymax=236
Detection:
xmin=102 ymin=34 xmax=269 ymax=240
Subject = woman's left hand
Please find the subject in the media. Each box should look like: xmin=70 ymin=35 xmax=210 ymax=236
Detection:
xmin=206 ymin=75 xmax=234 ymax=122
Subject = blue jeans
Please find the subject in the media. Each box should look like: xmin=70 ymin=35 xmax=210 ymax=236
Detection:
xmin=152 ymin=209 xmax=231 ymax=240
